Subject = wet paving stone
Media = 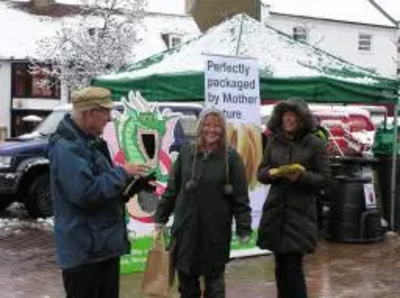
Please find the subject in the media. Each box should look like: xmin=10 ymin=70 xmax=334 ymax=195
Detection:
xmin=1 ymin=224 xmax=400 ymax=297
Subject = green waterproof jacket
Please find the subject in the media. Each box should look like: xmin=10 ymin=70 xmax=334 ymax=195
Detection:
xmin=154 ymin=144 xmax=252 ymax=275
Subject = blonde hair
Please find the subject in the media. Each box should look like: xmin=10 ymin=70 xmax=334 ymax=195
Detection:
xmin=186 ymin=110 xmax=233 ymax=194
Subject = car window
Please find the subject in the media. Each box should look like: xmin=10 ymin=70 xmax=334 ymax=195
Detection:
xmin=178 ymin=115 xmax=198 ymax=137
xmin=34 ymin=110 xmax=68 ymax=136
xmin=157 ymin=106 xmax=201 ymax=138
xmin=34 ymin=104 xmax=202 ymax=138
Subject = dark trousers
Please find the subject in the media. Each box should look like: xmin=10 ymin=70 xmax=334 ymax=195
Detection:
xmin=274 ymin=253 xmax=307 ymax=298
xmin=316 ymin=190 xmax=329 ymax=231
xmin=177 ymin=268 xmax=225 ymax=298
xmin=316 ymin=197 xmax=324 ymax=230
xmin=62 ymin=257 xmax=120 ymax=298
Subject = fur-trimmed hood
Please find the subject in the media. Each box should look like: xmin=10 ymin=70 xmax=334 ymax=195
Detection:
xmin=197 ymin=107 xmax=227 ymax=134
xmin=268 ymin=98 xmax=316 ymax=135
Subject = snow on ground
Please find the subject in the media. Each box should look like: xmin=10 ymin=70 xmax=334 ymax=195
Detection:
xmin=0 ymin=203 xmax=53 ymax=237
xmin=0 ymin=217 xmax=53 ymax=237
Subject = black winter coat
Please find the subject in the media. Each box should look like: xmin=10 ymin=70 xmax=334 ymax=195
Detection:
xmin=257 ymin=133 xmax=330 ymax=254
xmin=154 ymin=144 xmax=252 ymax=275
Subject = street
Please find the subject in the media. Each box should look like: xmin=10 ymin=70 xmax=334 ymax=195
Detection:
xmin=1 ymin=203 xmax=400 ymax=298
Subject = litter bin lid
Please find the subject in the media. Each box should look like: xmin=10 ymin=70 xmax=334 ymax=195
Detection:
xmin=335 ymin=175 xmax=372 ymax=183
xmin=330 ymin=156 xmax=378 ymax=165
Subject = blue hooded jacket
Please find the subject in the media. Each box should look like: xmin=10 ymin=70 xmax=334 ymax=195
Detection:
xmin=49 ymin=114 xmax=130 ymax=270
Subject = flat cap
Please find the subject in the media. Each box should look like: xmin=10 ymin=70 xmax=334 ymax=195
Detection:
xmin=71 ymin=87 xmax=113 ymax=109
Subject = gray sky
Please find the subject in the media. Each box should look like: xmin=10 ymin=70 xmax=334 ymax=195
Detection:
xmin=56 ymin=0 xmax=187 ymax=14
xmin=146 ymin=0 xmax=400 ymax=24
xmin=266 ymin=0 xmax=395 ymax=26
xmin=146 ymin=0 xmax=185 ymax=14
xmin=375 ymin=0 xmax=400 ymax=21
xmin=56 ymin=0 xmax=400 ymax=22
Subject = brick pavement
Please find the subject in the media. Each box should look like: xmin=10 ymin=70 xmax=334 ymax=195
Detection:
xmin=0 ymin=228 xmax=63 ymax=298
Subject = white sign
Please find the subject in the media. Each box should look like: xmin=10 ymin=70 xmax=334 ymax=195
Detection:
xmin=364 ymin=183 xmax=377 ymax=209
xmin=205 ymin=55 xmax=261 ymax=125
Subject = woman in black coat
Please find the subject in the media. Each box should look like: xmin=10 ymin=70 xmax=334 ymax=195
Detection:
xmin=257 ymin=100 xmax=331 ymax=298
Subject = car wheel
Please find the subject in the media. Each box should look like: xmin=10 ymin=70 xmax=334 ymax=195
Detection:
xmin=0 ymin=195 xmax=14 ymax=211
xmin=24 ymin=174 xmax=53 ymax=218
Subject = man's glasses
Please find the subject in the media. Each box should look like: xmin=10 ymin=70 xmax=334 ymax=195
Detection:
xmin=91 ymin=107 xmax=112 ymax=116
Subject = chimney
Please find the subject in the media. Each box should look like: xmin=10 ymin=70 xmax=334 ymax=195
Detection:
xmin=31 ymin=0 xmax=55 ymax=10
xmin=185 ymin=0 xmax=196 ymax=13
xmin=261 ymin=3 xmax=271 ymax=25
xmin=186 ymin=0 xmax=261 ymax=32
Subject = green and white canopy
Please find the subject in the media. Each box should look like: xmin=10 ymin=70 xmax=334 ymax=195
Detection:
xmin=93 ymin=14 xmax=398 ymax=104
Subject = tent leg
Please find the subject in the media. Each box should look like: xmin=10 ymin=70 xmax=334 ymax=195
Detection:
xmin=390 ymin=103 xmax=399 ymax=231
xmin=235 ymin=15 xmax=245 ymax=56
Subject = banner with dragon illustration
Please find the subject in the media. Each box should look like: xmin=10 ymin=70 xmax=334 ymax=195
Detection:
xmin=103 ymin=91 xmax=182 ymax=274
xmin=205 ymin=54 xmax=269 ymax=258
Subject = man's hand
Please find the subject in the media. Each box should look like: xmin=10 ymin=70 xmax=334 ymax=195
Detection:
xmin=238 ymin=235 xmax=251 ymax=245
xmin=123 ymin=163 xmax=151 ymax=178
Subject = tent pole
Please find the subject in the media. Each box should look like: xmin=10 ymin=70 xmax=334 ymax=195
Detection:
xmin=390 ymin=102 xmax=399 ymax=231
xmin=235 ymin=15 xmax=245 ymax=56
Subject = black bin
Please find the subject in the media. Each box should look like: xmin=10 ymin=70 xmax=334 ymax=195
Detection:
xmin=374 ymin=155 xmax=400 ymax=231
xmin=330 ymin=156 xmax=377 ymax=178
xmin=326 ymin=175 xmax=384 ymax=243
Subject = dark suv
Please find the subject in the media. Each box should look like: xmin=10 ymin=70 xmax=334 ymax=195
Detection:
xmin=0 ymin=102 xmax=202 ymax=218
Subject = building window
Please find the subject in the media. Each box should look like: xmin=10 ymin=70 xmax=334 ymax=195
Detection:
xmin=88 ymin=27 xmax=105 ymax=38
xmin=12 ymin=63 xmax=60 ymax=99
xmin=162 ymin=33 xmax=182 ymax=49
xmin=397 ymin=37 xmax=400 ymax=54
xmin=358 ymin=34 xmax=372 ymax=51
xmin=397 ymin=61 xmax=400 ymax=76
xmin=293 ymin=27 xmax=307 ymax=42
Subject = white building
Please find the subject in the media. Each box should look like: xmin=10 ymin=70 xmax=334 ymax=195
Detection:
xmin=263 ymin=0 xmax=398 ymax=78
xmin=372 ymin=0 xmax=400 ymax=76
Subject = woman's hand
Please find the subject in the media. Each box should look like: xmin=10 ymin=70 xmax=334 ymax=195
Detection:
xmin=268 ymin=168 xmax=281 ymax=178
xmin=284 ymin=171 xmax=301 ymax=182
xmin=154 ymin=223 xmax=165 ymax=231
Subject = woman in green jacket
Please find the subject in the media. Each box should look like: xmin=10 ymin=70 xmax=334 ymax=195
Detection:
xmin=155 ymin=108 xmax=252 ymax=298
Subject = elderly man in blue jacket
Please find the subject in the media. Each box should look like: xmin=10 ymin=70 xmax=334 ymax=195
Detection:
xmin=49 ymin=86 xmax=150 ymax=298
